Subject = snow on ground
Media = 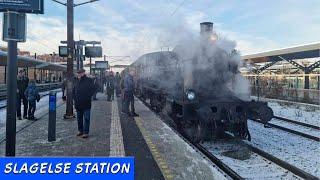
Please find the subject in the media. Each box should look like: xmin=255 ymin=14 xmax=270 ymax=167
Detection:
xmin=0 ymin=89 xmax=60 ymax=109
xmin=251 ymin=96 xmax=320 ymax=127
xmin=270 ymin=118 xmax=320 ymax=138
xmin=268 ymin=102 xmax=320 ymax=127
xmin=247 ymin=120 xmax=320 ymax=177
xmin=202 ymin=140 xmax=301 ymax=179
xmin=0 ymin=92 xmax=63 ymax=139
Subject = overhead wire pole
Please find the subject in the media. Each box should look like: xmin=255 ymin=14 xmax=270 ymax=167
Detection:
xmin=52 ymin=0 xmax=100 ymax=119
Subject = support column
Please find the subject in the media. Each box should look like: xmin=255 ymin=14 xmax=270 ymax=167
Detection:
xmin=65 ymin=0 xmax=75 ymax=118
xmin=6 ymin=39 xmax=18 ymax=156
xmin=304 ymin=73 xmax=310 ymax=89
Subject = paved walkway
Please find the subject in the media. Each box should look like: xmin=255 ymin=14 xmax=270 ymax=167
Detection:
xmin=0 ymin=93 xmax=112 ymax=156
xmin=0 ymin=93 xmax=227 ymax=180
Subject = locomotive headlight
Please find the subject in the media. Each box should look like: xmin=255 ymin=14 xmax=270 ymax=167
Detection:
xmin=186 ymin=90 xmax=196 ymax=100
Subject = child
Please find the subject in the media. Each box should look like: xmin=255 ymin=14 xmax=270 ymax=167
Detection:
xmin=24 ymin=80 xmax=40 ymax=120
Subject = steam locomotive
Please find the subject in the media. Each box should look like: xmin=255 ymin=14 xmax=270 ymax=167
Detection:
xmin=127 ymin=22 xmax=273 ymax=142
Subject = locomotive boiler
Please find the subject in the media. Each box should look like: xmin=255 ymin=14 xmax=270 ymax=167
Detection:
xmin=129 ymin=22 xmax=273 ymax=142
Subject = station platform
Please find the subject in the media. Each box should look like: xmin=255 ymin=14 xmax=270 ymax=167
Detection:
xmin=0 ymin=93 xmax=227 ymax=180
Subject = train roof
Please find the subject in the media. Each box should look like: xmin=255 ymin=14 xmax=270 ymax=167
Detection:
xmin=131 ymin=51 xmax=178 ymax=66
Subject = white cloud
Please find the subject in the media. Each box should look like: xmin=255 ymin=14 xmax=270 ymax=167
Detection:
xmin=0 ymin=0 xmax=318 ymax=65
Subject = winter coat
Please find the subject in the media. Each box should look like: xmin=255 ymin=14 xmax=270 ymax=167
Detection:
xmin=106 ymin=75 xmax=115 ymax=89
xmin=124 ymin=74 xmax=134 ymax=92
xmin=73 ymin=75 xmax=95 ymax=110
xmin=24 ymin=83 xmax=40 ymax=102
xmin=17 ymin=76 xmax=29 ymax=98
xmin=115 ymin=74 xmax=121 ymax=88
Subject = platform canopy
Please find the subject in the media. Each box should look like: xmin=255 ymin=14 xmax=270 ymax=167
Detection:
xmin=242 ymin=42 xmax=320 ymax=63
xmin=0 ymin=51 xmax=67 ymax=71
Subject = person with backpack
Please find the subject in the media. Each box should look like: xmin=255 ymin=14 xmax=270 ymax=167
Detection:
xmin=24 ymin=80 xmax=40 ymax=120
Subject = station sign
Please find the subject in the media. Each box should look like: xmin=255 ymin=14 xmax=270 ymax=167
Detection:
xmin=95 ymin=61 xmax=108 ymax=69
xmin=59 ymin=46 xmax=68 ymax=57
xmin=2 ymin=12 xmax=26 ymax=42
xmin=0 ymin=0 xmax=44 ymax=14
xmin=85 ymin=46 xmax=102 ymax=58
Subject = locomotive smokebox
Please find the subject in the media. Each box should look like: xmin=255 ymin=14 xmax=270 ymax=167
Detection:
xmin=200 ymin=22 xmax=213 ymax=34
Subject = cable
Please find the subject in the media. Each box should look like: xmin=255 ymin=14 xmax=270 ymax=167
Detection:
xmin=170 ymin=0 xmax=187 ymax=17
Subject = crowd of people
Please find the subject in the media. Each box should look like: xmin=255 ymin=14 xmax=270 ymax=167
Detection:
xmin=13 ymin=67 xmax=140 ymax=141
xmin=16 ymin=68 xmax=138 ymax=139
xmin=61 ymin=68 xmax=138 ymax=139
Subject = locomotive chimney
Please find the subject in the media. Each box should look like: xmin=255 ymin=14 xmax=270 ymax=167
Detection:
xmin=200 ymin=22 xmax=213 ymax=34
xmin=200 ymin=21 xmax=217 ymax=42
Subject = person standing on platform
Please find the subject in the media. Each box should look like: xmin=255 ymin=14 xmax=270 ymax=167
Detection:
xmin=115 ymin=72 xmax=121 ymax=97
xmin=73 ymin=69 xmax=95 ymax=138
xmin=62 ymin=78 xmax=67 ymax=101
xmin=124 ymin=70 xmax=138 ymax=117
xmin=106 ymin=71 xmax=115 ymax=101
xmin=24 ymin=80 xmax=40 ymax=120
xmin=92 ymin=74 xmax=100 ymax=100
xmin=17 ymin=69 xmax=29 ymax=120
xmin=120 ymin=73 xmax=126 ymax=114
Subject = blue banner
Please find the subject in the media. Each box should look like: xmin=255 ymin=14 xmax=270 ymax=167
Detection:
xmin=0 ymin=157 xmax=134 ymax=180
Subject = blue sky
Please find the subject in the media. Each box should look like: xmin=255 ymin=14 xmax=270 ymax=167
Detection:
xmin=2 ymin=0 xmax=319 ymax=64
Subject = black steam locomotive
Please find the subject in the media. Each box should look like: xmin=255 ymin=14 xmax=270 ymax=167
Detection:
xmin=127 ymin=22 xmax=273 ymax=142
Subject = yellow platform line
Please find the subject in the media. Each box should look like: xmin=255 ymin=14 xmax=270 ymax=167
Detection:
xmin=135 ymin=117 xmax=174 ymax=180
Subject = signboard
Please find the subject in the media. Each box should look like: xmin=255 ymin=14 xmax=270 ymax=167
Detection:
xmin=0 ymin=0 xmax=44 ymax=14
xmin=95 ymin=61 xmax=108 ymax=69
xmin=85 ymin=46 xmax=102 ymax=58
xmin=2 ymin=12 xmax=26 ymax=42
xmin=59 ymin=46 xmax=68 ymax=57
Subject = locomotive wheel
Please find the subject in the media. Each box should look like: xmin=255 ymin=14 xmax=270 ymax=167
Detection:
xmin=182 ymin=121 xmax=202 ymax=143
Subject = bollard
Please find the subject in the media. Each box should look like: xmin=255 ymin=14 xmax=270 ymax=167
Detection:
xmin=48 ymin=91 xmax=57 ymax=142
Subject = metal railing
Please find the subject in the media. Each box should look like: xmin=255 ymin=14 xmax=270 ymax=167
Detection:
xmin=251 ymin=86 xmax=320 ymax=105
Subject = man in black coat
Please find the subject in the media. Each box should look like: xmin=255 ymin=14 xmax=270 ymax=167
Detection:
xmin=17 ymin=69 xmax=29 ymax=120
xmin=124 ymin=70 xmax=138 ymax=117
xmin=73 ymin=69 xmax=95 ymax=138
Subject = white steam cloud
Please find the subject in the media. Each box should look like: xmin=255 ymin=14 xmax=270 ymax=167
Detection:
xmin=137 ymin=24 xmax=251 ymax=101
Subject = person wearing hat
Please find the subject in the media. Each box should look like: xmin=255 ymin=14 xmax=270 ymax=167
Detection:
xmin=73 ymin=69 xmax=96 ymax=138
xmin=17 ymin=69 xmax=29 ymax=120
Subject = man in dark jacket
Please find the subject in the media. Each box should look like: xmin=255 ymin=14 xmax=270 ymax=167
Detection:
xmin=124 ymin=70 xmax=138 ymax=116
xmin=106 ymin=71 xmax=115 ymax=101
xmin=73 ymin=69 xmax=95 ymax=138
xmin=92 ymin=74 xmax=100 ymax=100
xmin=17 ymin=69 xmax=29 ymax=120
xmin=115 ymin=72 xmax=121 ymax=97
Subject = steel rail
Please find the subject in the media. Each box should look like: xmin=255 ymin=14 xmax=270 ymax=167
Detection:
xmin=250 ymin=119 xmax=320 ymax=142
xmin=273 ymin=116 xmax=320 ymax=130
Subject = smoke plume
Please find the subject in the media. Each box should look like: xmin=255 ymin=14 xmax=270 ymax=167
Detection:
xmin=137 ymin=24 xmax=251 ymax=101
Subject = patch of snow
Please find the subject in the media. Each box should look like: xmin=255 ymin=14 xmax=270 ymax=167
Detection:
xmin=247 ymin=120 xmax=320 ymax=177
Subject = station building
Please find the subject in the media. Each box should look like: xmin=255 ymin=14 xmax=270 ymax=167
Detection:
xmin=0 ymin=47 xmax=66 ymax=84
xmin=241 ymin=42 xmax=320 ymax=104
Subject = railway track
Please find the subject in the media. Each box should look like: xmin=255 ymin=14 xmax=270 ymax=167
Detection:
xmin=250 ymin=117 xmax=320 ymax=142
xmin=0 ymin=83 xmax=62 ymax=100
xmin=138 ymin=98 xmax=318 ymax=179
xmin=273 ymin=116 xmax=319 ymax=130
xmin=0 ymin=83 xmax=62 ymax=109
xmin=0 ymin=92 xmax=64 ymax=144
